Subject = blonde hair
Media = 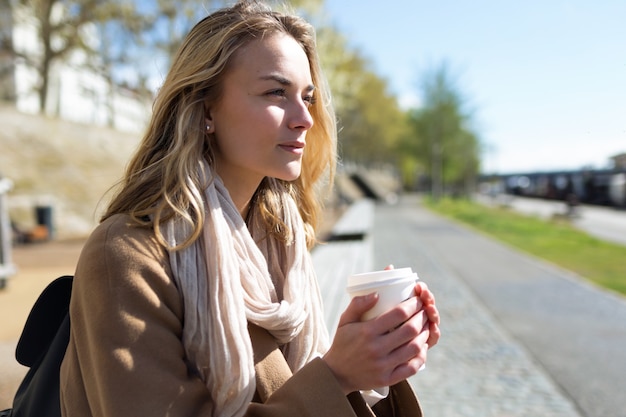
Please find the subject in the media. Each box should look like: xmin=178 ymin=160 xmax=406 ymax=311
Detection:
xmin=102 ymin=0 xmax=336 ymax=250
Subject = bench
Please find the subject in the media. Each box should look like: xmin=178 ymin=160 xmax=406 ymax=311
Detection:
xmin=312 ymin=198 xmax=375 ymax=333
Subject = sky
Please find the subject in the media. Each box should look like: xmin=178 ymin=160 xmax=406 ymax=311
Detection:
xmin=323 ymin=0 xmax=626 ymax=174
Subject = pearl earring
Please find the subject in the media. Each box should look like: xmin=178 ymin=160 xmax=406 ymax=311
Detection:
xmin=206 ymin=125 xmax=211 ymax=131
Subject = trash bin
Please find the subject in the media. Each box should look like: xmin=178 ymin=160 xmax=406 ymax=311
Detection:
xmin=35 ymin=205 xmax=54 ymax=240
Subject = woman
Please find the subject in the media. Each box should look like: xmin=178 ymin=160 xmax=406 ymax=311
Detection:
xmin=60 ymin=1 xmax=440 ymax=416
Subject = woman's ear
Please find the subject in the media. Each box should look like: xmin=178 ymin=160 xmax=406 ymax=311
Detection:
xmin=205 ymin=116 xmax=214 ymax=134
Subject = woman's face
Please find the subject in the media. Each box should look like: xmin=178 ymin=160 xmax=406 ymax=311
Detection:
xmin=208 ymin=33 xmax=315 ymax=198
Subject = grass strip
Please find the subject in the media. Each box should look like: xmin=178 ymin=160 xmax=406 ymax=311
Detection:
xmin=424 ymin=197 xmax=626 ymax=296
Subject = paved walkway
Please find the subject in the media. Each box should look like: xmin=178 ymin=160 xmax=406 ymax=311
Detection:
xmin=315 ymin=194 xmax=626 ymax=417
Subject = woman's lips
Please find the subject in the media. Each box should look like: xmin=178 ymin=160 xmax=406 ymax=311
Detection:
xmin=278 ymin=141 xmax=305 ymax=154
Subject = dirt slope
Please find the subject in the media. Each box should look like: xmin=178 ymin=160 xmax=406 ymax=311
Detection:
xmin=0 ymin=105 xmax=141 ymax=238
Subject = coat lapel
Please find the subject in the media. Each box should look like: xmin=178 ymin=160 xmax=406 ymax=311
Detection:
xmin=248 ymin=323 xmax=293 ymax=403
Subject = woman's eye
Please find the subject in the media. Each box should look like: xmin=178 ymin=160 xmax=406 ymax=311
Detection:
xmin=267 ymin=88 xmax=286 ymax=97
xmin=303 ymin=95 xmax=317 ymax=107
xmin=265 ymin=89 xmax=315 ymax=107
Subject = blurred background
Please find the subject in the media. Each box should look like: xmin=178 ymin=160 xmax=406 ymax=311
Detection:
xmin=0 ymin=0 xmax=625 ymax=243
xmin=1 ymin=0 xmax=625 ymax=239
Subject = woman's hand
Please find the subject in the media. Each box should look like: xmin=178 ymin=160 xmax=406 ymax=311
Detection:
xmin=323 ymin=292 xmax=432 ymax=394
xmin=415 ymin=281 xmax=441 ymax=348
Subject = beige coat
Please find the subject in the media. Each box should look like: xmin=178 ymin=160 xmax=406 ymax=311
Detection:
xmin=60 ymin=214 xmax=423 ymax=416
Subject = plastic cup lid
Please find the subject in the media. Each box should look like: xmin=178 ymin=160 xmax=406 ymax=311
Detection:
xmin=346 ymin=273 xmax=418 ymax=294
xmin=347 ymin=267 xmax=415 ymax=288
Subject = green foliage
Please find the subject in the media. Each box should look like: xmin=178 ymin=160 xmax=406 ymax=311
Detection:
xmin=426 ymin=198 xmax=626 ymax=296
xmin=337 ymin=71 xmax=408 ymax=164
xmin=316 ymin=26 xmax=409 ymax=166
xmin=398 ymin=63 xmax=481 ymax=197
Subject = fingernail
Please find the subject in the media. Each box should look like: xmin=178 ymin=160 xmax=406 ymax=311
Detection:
xmin=360 ymin=292 xmax=377 ymax=302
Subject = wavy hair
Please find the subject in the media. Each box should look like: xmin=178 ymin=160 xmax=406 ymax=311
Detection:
xmin=102 ymin=0 xmax=337 ymax=250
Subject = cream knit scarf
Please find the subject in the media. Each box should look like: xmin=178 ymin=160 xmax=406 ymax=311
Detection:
xmin=164 ymin=169 xmax=329 ymax=417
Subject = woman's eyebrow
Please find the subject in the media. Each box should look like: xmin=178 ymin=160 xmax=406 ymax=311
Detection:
xmin=259 ymin=74 xmax=315 ymax=92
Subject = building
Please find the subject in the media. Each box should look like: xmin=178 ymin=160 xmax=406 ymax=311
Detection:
xmin=610 ymin=153 xmax=626 ymax=170
xmin=0 ymin=1 xmax=151 ymax=133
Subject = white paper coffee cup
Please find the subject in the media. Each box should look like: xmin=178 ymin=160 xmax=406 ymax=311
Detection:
xmin=346 ymin=267 xmax=418 ymax=321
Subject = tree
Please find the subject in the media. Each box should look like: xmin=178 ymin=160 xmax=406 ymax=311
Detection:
xmin=92 ymin=4 xmax=153 ymax=127
xmin=145 ymin=0 xmax=326 ymax=78
xmin=0 ymin=0 xmax=148 ymax=114
xmin=401 ymin=63 xmax=481 ymax=198
xmin=0 ymin=0 xmax=16 ymax=102
xmin=339 ymin=70 xmax=408 ymax=164
xmin=315 ymin=26 xmax=408 ymax=167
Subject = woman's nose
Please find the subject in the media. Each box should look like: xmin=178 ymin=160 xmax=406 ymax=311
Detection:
xmin=289 ymin=100 xmax=314 ymax=131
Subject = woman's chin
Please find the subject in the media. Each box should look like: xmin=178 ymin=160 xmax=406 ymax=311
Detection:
xmin=274 ymin=165 xmax=302 ymax=182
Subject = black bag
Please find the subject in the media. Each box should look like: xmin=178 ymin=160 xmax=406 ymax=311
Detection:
xmin=1 ymin=275 xmax=73 ymax=417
